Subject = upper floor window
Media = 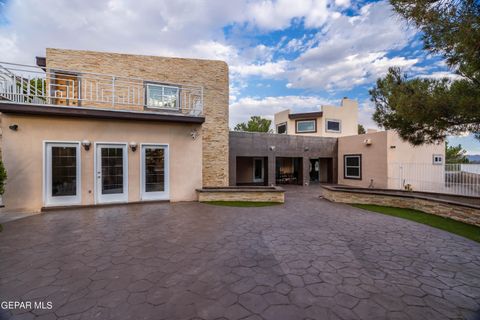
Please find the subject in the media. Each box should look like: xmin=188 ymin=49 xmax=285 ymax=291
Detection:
xmin=344 ymin=154 xmax=362 ymax=179
xmin=433 ymin=154 xmax=444 ymax=165
xmin=146 ymin=83 xmax=179 ymax=110
xmin=276 ymin=122 xmax=287 ymax=134
xmin=326 ymin=119 xmax=341 ymax=133
xmin=296 ymin=119 xmax=316 ymax=133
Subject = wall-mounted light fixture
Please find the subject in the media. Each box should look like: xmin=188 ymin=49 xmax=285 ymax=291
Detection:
xmin=190 ymin=129 xmax=199 ymax=140
xmin=8 ymin=124 xmax=18 ymax=131
xmin=129 ymin=142 xmax=138 ymax=152
xmin=269 ymin=145 xmax=276 ymax=151
xmin=81 ymin=140 xmax=91 ymax=151
xmin=304 ymin=146 xmax=310 ymax=152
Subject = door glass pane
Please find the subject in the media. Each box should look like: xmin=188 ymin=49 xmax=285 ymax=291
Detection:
xmin=254 ymin=159 xmax=262 ymax=179
xmin=101 ymin=148 xmax=124 ymax=194
xmin=51 ymin=146 xmax=77 ymax=197
xmin=145 ymin=148 xmax=165 ymax=192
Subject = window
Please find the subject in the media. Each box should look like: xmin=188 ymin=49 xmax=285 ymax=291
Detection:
xmin=344 ymin=154 xmax=362 ymax=179
xmin=326 ymin=119 xmax=341 ymax=133
xmin=45 ymin=142 xmax=81 ymax=206
xmin=276 ymin=122 xmax=287 ymax=134
xmin=296 ymin=119 xmax=316 ymax=133
xmin=146 ymin=83 xmax=179 ymax=110
xmin=141 ymin=145 xmax=169 ymax=200
xmin=433 ymin=154 xmax=443 ymax=165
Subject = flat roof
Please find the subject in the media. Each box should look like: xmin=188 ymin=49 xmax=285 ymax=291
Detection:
xmin=288 ymin=111 xmax=323 ymax=119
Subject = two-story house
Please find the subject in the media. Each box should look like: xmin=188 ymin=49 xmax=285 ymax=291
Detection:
xmin=273 ymin=98 xmax=358 ymax=137
xmin=0 ymin=48 xmax=229 ymax=213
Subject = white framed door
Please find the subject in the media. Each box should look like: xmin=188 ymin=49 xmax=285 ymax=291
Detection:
xmin=141 ymin=144 xmax=169 ymax=200
xmin=45 ymin=142 xmax=81 ymax=206
xmin=253 ymin=157 xmax=264 ymax=183
xmin=95 ymin=143 xmax=128 ymax=204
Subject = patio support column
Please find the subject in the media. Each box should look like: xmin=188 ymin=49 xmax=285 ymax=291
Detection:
xmin=229 ymin=156 xmax=237 ymax=186
xmin=302 ymin=157 xmax=310 ymax=186
xmin=268 ymin=155 xmax=276 ymax=186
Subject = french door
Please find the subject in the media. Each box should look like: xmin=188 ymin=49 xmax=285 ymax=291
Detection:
xmin=141 ymin=145 xmax=169 ymax=200
xmin=45 ymin=142 xmax=81 ymax=206
xmin=96 ymin=144 xmax=128 ymax=204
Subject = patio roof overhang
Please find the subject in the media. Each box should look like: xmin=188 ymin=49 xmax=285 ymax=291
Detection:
xmin=0 ymin=102 xmax=205 ymax=124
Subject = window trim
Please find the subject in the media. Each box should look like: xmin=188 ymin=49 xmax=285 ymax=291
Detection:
xmin=145 ymin=82 xmax=180 ymax=110
xmin=326 ymin=119 xmax=342 ymax=133
xmin=43 ymin=141 xmax=82 ymax=207
xmin=344 ymin=154 xmax=362 ymax=180
xmin=295 ymin=119 xmax=317 ymax=133
xmin=432 ymin=154 xmax=444 ymax=165
xmin=276 ymin=122 xmax=287 ymax=134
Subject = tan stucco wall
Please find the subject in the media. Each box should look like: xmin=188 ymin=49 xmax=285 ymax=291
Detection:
xmin=320 ymin=99 xmax=358 ymax=138
xmin=46 ymin=48 xmax=229 ymax=187
xmin=338 ymin=130 xmax=446 ymax=190
xmin=273 ymin=98 xmax=358 ymax=137
xmin=0 ymin=114 xmax=202 ymax=213
xmin=386 ymin=131 xmax=445 ymax=190
xmin=338 ymin=131 xmax=389 ymax=188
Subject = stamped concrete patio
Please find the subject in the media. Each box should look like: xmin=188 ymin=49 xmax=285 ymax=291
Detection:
xmin=1 ymin=186 xmax=479 ymax=320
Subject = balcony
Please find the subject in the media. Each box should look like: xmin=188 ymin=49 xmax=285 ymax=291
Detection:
xmin=0 ymin=61 xmax=204 ymax=121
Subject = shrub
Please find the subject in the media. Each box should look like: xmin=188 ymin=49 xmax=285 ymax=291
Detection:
xmin=0 ymin=159 xmax=6 ymax=195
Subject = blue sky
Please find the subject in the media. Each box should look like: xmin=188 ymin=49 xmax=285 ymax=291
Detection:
xmin=0 ymin=0 xmax=478 ymax=154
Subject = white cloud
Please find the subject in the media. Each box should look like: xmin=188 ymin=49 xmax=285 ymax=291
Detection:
xmin=229 ymin=95 xmax=334 ymax=127
xmin=286 ymin=1 xmax=418 ymax=90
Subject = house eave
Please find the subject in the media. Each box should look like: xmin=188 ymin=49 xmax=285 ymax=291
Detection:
xmin=0 ymin=102 xmax=205 ymax=124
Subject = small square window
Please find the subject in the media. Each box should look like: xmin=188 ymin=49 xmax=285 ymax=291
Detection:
xmin=344 ymin=154 xmax=362 ymax=179
xmin=433 ymin=154 xmax=443 ymax=165
xmin=296 ymin=119 xmax=316 ymax=133
xmin=276 ymin=123 xmax=287 ymax=134
xmin=326 ymin=119 xmax=341 ymax=133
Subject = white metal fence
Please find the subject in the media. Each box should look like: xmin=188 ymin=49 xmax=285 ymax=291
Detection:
xmin=0 ymin=61 xmax=203 ymax=116
xmin=388 ymin=163 xmax=480 ymax=197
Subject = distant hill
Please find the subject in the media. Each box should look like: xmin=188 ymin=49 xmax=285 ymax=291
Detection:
xmin=467 ymin=155 xmax=480 ymax=163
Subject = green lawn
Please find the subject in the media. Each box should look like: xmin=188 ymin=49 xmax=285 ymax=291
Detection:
xmin=352 ymin=204 xmax=480 ymax=243
xmin=202 ymin=201 xmax=282 ymax=207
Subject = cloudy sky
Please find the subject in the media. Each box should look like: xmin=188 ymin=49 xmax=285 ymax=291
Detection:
xmin=0 ymin=0 xmax=477 ymax=153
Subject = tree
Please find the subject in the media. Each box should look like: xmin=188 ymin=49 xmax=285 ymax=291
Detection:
xmin=358 ymin=124 xmax=366 ymax=134
xmin=234 ymin=116 xmax=272 ymax=133
xmin=445 ymin=141 xmax=470 ymax=163
xmin=370 ymin=0 xmax=480 ymax=145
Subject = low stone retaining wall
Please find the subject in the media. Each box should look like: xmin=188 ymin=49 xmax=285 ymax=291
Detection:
xmin=197 ymin=186 xmax=285 ymax=203
xmin=322 ymin=186 xmax=480 ymax=227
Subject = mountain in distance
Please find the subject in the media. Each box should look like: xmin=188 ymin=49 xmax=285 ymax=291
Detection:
xmin=467 ymin=155 xmax=480 ymax=163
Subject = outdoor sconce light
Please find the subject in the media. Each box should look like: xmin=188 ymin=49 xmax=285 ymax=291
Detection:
xmin=190 ymin=129 xmax=199 ymax=140
xmin=81 ymin=140 xmax=91 ymax=151
xmin=304 ymin=146 xmax=310 ymax=152
xmin=129 ymin=142 xmax=138 ymax=152
xmin=269 ymin=145 xmax=276 ymax=151
xmin=8 ymin=124 xmax=18 ymax=131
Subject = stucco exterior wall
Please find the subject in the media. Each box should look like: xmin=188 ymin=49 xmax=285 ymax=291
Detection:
xmin=0 ymin=114 xmax=202 ymax=213
xmin=338 ymin=130 xmax=447 ymax=191
xmin=273 ymin=98 xmax=358 ymax=138
xmin=338 ymin=131 xmax=389 ymax=188
xmin=320 ymin=99 xmax=358 ymax=138
xmin=46 ymin=48 xmax=229 ymax=187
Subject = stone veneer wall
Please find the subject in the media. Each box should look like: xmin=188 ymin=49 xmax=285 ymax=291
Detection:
xmin=46 ymin=48 xmax=229 ymax=187
xmin=322 ymin=188 xmax=480 ymax=227
xmin=197 ymin=190 xmax=285 ymax=203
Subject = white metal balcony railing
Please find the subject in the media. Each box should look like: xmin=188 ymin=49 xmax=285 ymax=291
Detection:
xmin=0 ymin=61 xmax=203 ymax=116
